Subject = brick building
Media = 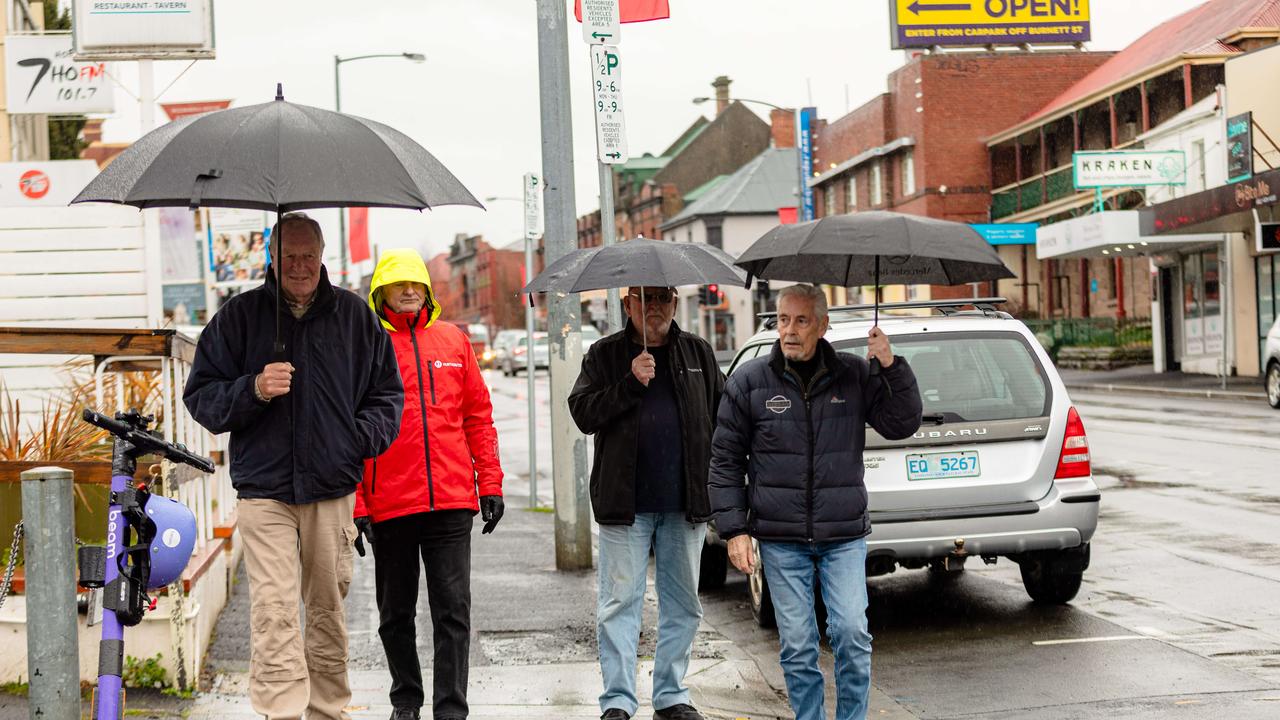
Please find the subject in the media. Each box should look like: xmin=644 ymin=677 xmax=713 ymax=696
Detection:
xmin=809 ymin=51 xmax=1114 ymax=314
xmin=988 ymin=0 xmax=1280 ymax=334
xmin=439 ymin=233 xmax=528 ymax=335
xmin=577 ymin=76 xmax=772 ymax=250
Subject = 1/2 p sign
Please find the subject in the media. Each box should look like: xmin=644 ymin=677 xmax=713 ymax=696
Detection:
xmin=589 ymin=45 xmax=628 ymax=164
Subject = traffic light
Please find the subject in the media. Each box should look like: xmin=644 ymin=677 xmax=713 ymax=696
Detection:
xmin=698 ymin=284 xmax=719 ymax=306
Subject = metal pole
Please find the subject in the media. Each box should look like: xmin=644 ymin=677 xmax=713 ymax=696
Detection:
xmin=537 ymin=0 xmax=592 ymax=570
xmin=525 ymin=235 xmax=538 ymax=507
xmin=599 ymin=163 xmax=623 ymax=333
xmin=334 ymin=56 xmax=349 ymax=290
xmin=1222 ymin=237 xmax=1230 ymax=390
xmin=21 ymin=467 xmax=80 ymax=719
xmin=140 ymin=60 xmax=163 ymax=326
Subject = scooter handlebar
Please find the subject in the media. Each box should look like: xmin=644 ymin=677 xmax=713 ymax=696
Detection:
xmin=81 ymin=409 xmax=216 ymax=474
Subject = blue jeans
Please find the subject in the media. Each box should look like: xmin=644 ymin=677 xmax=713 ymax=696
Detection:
xmin=759 ymin=538 xmax=872 ymax=720
xmin=597 ymin=513 xmax=706 ymax=715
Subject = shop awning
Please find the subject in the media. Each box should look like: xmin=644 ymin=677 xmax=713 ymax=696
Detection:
xmin=1037 ymin=210 xmax=1228 ymax=260
xmin=1140 ymin=166 xmax=1280 ymax=236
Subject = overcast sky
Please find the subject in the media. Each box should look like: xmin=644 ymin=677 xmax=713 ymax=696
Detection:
xmin=90 ymin=0 xmax=1208 ymax=273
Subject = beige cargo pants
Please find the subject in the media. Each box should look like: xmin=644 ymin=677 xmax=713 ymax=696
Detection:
xmin=239 ymin=493 xmax=357 ymax=720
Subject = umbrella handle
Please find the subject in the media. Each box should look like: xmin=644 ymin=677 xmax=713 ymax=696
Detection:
xmin=869 ymin=357 xmax=882 ymax=376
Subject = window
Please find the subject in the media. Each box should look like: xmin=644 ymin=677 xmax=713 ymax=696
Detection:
xmin=1182 ymin=250 xmax=1222 ymax=356
xmin=846 ymin=175 xmax=857 ymax=212
xmin=824 ymin=184 xmax=836 ymax=216
xmin=871 ymin=161 xmax=883 ymax=206
xmin=1192 ymin=139 xmax=1206 ymax=193
xmin=901 ymin=150 xmax=915 ymax=196
xmin=835 ymin=332 xmax=1050 ymax=422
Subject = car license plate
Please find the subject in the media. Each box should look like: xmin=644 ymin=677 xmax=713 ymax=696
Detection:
xmin=906 ymin=451 xmax=981 ymax=481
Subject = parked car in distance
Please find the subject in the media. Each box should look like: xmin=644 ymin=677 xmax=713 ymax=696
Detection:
xmin=491 ymin=329 xmax=525 ymax=372
xmin=1265 ymin=315 xmax=1280 ymax=409
xmin=700 ymin=298 xmax=1100 ymax=627
xmin=503 ymin=332 xmax=549 ymax=376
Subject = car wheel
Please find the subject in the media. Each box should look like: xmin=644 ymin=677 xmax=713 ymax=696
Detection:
xmin=698 ymin=539 xmax=728 ymax=592
xmin=1019 ymin=544 xmax=1089 ymax=604
xmin=1267 ymin=362 xmax=1280 ymax=409
xmin=749 ymin=538 xmax=776 ymax=628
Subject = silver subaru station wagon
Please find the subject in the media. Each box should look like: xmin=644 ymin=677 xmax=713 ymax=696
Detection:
xmin=699 ymin=299 xmax=1100 ymax=627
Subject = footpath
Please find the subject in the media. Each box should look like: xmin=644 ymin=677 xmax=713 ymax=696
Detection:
xmin=184 ymin=481 xmax=797 ymax=720
xmin=1059 ymin=365 xmax=1268 ymax=402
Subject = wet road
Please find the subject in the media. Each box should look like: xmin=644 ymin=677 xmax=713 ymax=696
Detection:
xmin=484 ymin=369 xmax=1280 ymax=718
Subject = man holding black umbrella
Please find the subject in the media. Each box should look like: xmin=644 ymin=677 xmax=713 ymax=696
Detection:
xmin=185 ymin=213 xmax=404 ymax=720
xmin=708 ymin=284 xmax=923 ymax=720
xmin=568 ymin=286 xmax=724 ymax=720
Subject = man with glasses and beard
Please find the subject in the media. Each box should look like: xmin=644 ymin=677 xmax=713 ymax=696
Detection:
xmin=568 ymin=286 xmax=725 ymax=720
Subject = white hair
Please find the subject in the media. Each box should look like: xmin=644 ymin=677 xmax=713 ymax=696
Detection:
xmin=776 ymin=284 xmax=828 ymax=320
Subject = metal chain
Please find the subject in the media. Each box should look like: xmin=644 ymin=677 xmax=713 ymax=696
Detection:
xmin=0 ymin=521 xmax=23 ymax=611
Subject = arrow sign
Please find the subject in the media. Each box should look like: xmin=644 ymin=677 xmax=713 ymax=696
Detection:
xmin=589 ymin=45 xmax=628 ymax=164
xmin=908 ymin=1 xmax=972 ymax=13
xmin=582 ymin=0 xmax=621 ymax=44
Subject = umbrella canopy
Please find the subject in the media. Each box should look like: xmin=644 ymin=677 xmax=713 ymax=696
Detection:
xmin=522 ymin=237 xmax=745 ymax=294
xmin=71 ymin=86 xmax=482 ymax=352
xmin=72 ymin=87 xmax=481 ymax=212
xmin=736 ymin=211 xmax=1015 ymax=288
xmin=521 ymin=236 xmax=745 ymax=347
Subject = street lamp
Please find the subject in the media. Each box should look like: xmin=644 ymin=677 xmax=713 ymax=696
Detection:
xmin=485 ymin=194 xmax=541 ymax=508
xmin=333 ymin=52 xmax=427 ymax=288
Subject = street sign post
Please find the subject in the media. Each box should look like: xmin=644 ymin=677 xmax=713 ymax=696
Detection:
xmin=523 ymin=172 xmax=545 ymax=239
xmin=590 ymin=45 xmax=628 ymax=164
xmin=581 ymin=0 xmax=621 ymax=44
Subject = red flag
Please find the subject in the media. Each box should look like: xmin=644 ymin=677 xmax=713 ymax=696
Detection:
xmin=778 ymin=207 xmax=798 ymax=225
xmin=575 ymin=0 xmax=670 ymax=23
xmin=348 ymin=207 xmax=370 ymax=264
xmin=160 ymin=100 xmax=231 ymax=121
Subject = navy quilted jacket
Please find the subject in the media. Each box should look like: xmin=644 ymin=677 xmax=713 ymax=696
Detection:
xmin=708 ymin=338 xmax=922 ymax=542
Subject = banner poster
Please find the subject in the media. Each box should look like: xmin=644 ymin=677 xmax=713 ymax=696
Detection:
xmin=208 ymin=207 xmax=269 ymax=286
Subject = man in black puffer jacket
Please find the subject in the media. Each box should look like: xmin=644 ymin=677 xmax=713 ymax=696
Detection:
xmin=709 ymin=284 xmax=921 ymax=720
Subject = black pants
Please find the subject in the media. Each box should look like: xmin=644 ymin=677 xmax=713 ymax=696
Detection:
xmin=372 ymin=510 xmax=473 ymax=719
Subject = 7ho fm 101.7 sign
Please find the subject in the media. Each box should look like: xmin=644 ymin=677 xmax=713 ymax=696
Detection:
xmin=891 ymin=0 xmax=1091 ymax=49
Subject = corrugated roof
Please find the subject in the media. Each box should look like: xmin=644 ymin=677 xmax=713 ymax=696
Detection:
xmin=683 ymin=174 xmax=728 ymax=203
xmin=1018 ymin=0 xmax=1280 ymax=128
xmin=660 ymin=147 xmax=798 ymax=230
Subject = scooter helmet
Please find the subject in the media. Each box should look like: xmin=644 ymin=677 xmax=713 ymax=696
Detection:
xmin=143 ymin=494 xmax=198 ymax=589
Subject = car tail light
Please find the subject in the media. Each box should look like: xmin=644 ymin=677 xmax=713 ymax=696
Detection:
xmin=1054 ymin=406 xmax=1091 ymax=479
xmin=514 ymin=347 xmax=526 ymax=356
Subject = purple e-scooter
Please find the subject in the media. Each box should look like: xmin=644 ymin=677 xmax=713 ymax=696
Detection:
xmin=77 ymin=409 xmax=214 ymax=720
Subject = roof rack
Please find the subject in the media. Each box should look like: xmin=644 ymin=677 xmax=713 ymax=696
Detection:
xmin=757 ymin=297 xmax=1008 ymax=329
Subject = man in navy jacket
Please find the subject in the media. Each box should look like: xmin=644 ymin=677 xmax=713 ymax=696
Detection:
xmin=185 ymin=213 xmax=403 ymax=720
xmin=709 ymin=284 xmax=922 ymax=720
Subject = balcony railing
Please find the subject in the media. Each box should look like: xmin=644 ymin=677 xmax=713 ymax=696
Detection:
xmin=990 ymin=165 xmax=1078 ymax=220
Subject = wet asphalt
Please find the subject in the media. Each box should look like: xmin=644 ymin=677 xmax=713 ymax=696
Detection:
xmin=30 ymin=370 xmax=1273 ymax=719
xmin=483 ymin=370 xmax=1280 ymax=719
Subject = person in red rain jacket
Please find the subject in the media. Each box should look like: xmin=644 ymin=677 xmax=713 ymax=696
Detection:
xmin=353 ymin=248 xmax=504 ymax=720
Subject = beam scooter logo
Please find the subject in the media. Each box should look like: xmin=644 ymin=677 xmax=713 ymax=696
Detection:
xmin=77 ymin=409 xmax=215 ymax=720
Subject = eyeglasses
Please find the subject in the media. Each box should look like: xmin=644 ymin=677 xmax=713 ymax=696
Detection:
xmin=628 ymin=290 xmax=674 ymax=304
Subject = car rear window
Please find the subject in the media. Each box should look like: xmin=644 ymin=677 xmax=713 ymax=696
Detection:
xmin=834 ymin=331 xmax=1051 ymax=422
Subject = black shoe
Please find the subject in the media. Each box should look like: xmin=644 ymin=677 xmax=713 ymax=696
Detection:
xmin=653 ymin=704 xmax=704 ymax=720
xmin=389 ymin=708 xmax=420 ymax=720
xmin=601 ymin=709 xmax=631 ymax=720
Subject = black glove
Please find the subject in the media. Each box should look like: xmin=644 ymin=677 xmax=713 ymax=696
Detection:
xmin=480 ymin=495 xmax=505 ymax=534
xmin=354 ymin=516 xmax=375 ymax=557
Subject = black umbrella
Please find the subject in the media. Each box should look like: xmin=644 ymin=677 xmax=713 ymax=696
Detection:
xmin=521 ymin=236 xmax=745 ymax=346
xmin=736 ymin=211 xmax=1015 ymax=325
xmin=72 ymin=84 xmax=482 ymax=351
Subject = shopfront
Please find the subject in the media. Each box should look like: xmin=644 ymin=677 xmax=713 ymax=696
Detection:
xmin=1038 ymin=211 xmax=1230 ymax=373
xmin=1140 ymin=166 xmax=1280 ymax=377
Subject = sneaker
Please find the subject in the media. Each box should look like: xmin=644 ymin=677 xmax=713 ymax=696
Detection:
xmin=389 ymin=708 xmax=420 ymax=720
xmin=601 ymin=709 xmax=631 ymax=720
xmin=653 ymin=704 xmax=704 ymax=720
